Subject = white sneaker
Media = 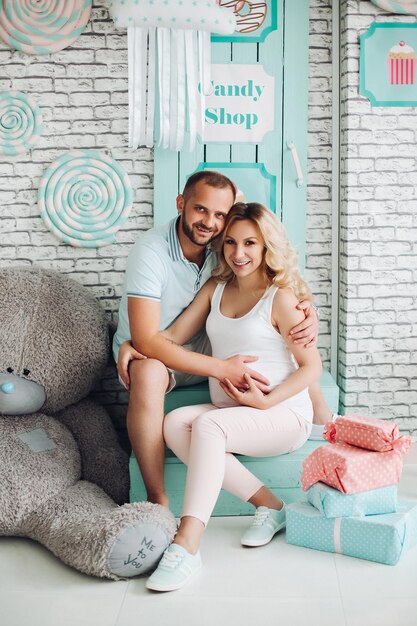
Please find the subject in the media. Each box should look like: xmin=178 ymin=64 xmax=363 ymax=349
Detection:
xmin=146 ymin=544 xmax=202 ymax=592
xmin=308 ymin=413 xmax=338 ymax=441
xmin=241 ymin=505 xmax=286 ymax=547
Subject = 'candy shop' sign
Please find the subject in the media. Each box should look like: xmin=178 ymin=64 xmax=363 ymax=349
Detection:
xmin=200 ymin=64 xmax=275 ymax=143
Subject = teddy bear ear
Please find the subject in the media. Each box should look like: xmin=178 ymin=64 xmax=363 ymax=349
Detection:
xmin=0 ymin=267 xmax=109 ymax=414
xmin=0 ymin=268 xmax=38 ymax=379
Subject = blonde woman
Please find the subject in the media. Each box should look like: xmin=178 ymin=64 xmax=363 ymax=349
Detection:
xmin=121 ymin=203 xmax=323 ymax=591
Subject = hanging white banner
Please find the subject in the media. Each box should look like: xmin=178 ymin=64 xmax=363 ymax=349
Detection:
xmin=200 ymin=63 xmax=275 ymax=144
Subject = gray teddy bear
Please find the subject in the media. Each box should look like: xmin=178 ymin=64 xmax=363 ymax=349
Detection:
xmin=0 ymin=267 xmax=176 ymax=579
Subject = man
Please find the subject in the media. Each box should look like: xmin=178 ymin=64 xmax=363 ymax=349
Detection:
xmin=113 ymin=171 xmax=326 ymax=506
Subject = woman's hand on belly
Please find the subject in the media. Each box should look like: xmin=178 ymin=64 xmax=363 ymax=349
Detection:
xmin=219 ymin=373 xmax=270 ymax=410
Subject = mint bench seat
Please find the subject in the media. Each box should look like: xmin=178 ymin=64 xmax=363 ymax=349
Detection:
xmin=129 ymin=370 xmax=338 ymax=516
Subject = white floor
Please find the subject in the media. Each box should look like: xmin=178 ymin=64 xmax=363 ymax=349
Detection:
xmin=2 ymin=446 xmax=417 ymax=626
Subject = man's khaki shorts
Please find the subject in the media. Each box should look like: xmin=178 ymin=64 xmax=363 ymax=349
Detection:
xmin=165 ymin=330 xmax=211 ymax=392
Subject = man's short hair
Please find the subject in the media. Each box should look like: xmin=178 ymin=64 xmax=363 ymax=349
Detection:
xmin=182 ymin=170 xmax=236 ymax=202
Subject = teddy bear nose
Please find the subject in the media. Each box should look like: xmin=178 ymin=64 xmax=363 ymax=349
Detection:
xmin=1 ymin=382 xmax=15 ymax=394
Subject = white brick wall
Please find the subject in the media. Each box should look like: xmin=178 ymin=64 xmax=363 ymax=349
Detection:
xmin=307 ymin=0 xmax=333 ymax=369
xmin=340 ymin=1 xmax=417 ymax=437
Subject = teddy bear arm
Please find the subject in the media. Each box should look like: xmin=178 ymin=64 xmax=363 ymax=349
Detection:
xmin=56 ymin=399 xmax=129 ymax=504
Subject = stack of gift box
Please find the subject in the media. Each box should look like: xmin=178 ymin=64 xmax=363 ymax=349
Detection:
xmin=286 ymin=414 xmax=417 ymax=565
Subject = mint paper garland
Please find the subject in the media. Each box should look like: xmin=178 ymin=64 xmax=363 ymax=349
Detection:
xmin=0 ymin=0 xmax=92 ymax=55
xmin=109 ymin=0 xmax=236 ymax=151
xmin=0 ymin=91 xmax=43 ymax=155
xmin=38 ymin=150 xmax=133 ymax=248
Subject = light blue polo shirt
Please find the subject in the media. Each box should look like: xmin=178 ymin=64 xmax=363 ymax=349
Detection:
xmin=113 ymin=217 xmax=217 ymax=359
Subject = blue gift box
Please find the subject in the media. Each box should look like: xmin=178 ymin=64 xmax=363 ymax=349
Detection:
xmin=307 ymin=482 xmax=398 ymax=518
xmin=286 ymin=500 xmax=417 ymax=565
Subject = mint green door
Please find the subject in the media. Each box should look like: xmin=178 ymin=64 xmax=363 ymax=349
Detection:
xmin=130 ymin=1 xmax=341 ymax=512
xmin=154 ymin=0 xmax=309 ymax=267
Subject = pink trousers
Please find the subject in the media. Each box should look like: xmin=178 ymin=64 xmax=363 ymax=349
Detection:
xmin=163 ymin=403 xmax=311 ymax=526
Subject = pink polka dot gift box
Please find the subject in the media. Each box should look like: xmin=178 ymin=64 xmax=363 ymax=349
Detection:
xmin=301 ymin=443 xmax=404 ymax=495
xmin=323 ymin=414 xmax=411 ymax=453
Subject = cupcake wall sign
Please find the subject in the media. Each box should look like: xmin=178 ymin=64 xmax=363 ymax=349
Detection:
xmin=388 ymin=41 xmax=416 ymax=84
xmin=360 ymin=23 xmax=417 ymax=106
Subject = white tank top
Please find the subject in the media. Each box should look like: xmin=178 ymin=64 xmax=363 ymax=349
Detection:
xmin=205 ymin=282 xmax=313 ymax=422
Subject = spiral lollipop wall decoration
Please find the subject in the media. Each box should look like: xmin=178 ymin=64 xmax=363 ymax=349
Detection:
xmin=0 ymin=91 xmax=43 ymax=155
xmin=38 ymin=150 xmax=134 ymax=248
xmin=0 ymin=0 xmax=92 ymax=55
xmin=371 ymin=0 xmax=417 ymax=13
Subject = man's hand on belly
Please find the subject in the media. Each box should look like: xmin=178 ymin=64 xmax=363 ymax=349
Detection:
xmin=217 ymin=355 xmax=270 ymax=393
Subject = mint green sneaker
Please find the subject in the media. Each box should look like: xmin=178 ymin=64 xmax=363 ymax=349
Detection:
xmin=241 ymin=505 xmax=286 ymax=547
xmin=146 ymin=544 xmax=202 ymax=592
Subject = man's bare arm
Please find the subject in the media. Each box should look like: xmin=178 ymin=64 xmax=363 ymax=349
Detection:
xmin=128 ymin=297 xmax=270 ymax=389
xmin=161 ymin=280 xmax=214 ymax=346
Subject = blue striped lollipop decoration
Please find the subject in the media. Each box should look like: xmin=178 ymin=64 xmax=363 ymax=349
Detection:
xmin=38 ymin=150 xmax=134 ymax=248
xmin=0 ymin=91 xmax=43 ymax=156
xmin=371 ymin=1 xmax=417 ymax=13
xmin=0 ymin=0 xmax=92 ymax=55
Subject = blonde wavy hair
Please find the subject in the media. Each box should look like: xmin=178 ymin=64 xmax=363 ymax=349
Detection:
xmin=212 ymin=202 xmax=312 ymax=302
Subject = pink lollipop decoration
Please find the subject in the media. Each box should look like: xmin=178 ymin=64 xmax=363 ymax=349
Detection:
xmin=0 ymin=0 xmax=92 ymax=55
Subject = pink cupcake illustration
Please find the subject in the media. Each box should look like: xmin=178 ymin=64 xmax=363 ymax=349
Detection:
xmin=388 ymin=40 xmax=416 ymax=85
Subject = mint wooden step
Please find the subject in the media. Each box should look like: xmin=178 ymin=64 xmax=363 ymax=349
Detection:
xmin=129 ymin=370 xmax=338 ymax=516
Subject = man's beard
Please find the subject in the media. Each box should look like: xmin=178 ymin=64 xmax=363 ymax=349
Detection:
xmin=181 ymin=216 xmax=218 ymax=247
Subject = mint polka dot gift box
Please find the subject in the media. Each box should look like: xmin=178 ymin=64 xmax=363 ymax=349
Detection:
xmin=286 ymin=500 xmax=417 ymax=566
xmin=307 ymin=483 xmax=398 ymax=519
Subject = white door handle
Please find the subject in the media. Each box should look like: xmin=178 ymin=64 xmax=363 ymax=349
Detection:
xmin=287 ymin=141 xmax=304 ymax=188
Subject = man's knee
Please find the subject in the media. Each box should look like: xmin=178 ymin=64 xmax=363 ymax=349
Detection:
xmin=129 ymin=358 xmax=169 ymax=393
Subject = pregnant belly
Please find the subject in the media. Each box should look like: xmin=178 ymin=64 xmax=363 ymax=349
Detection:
xmin=209 ymin=377 xmax=239 ymax=408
